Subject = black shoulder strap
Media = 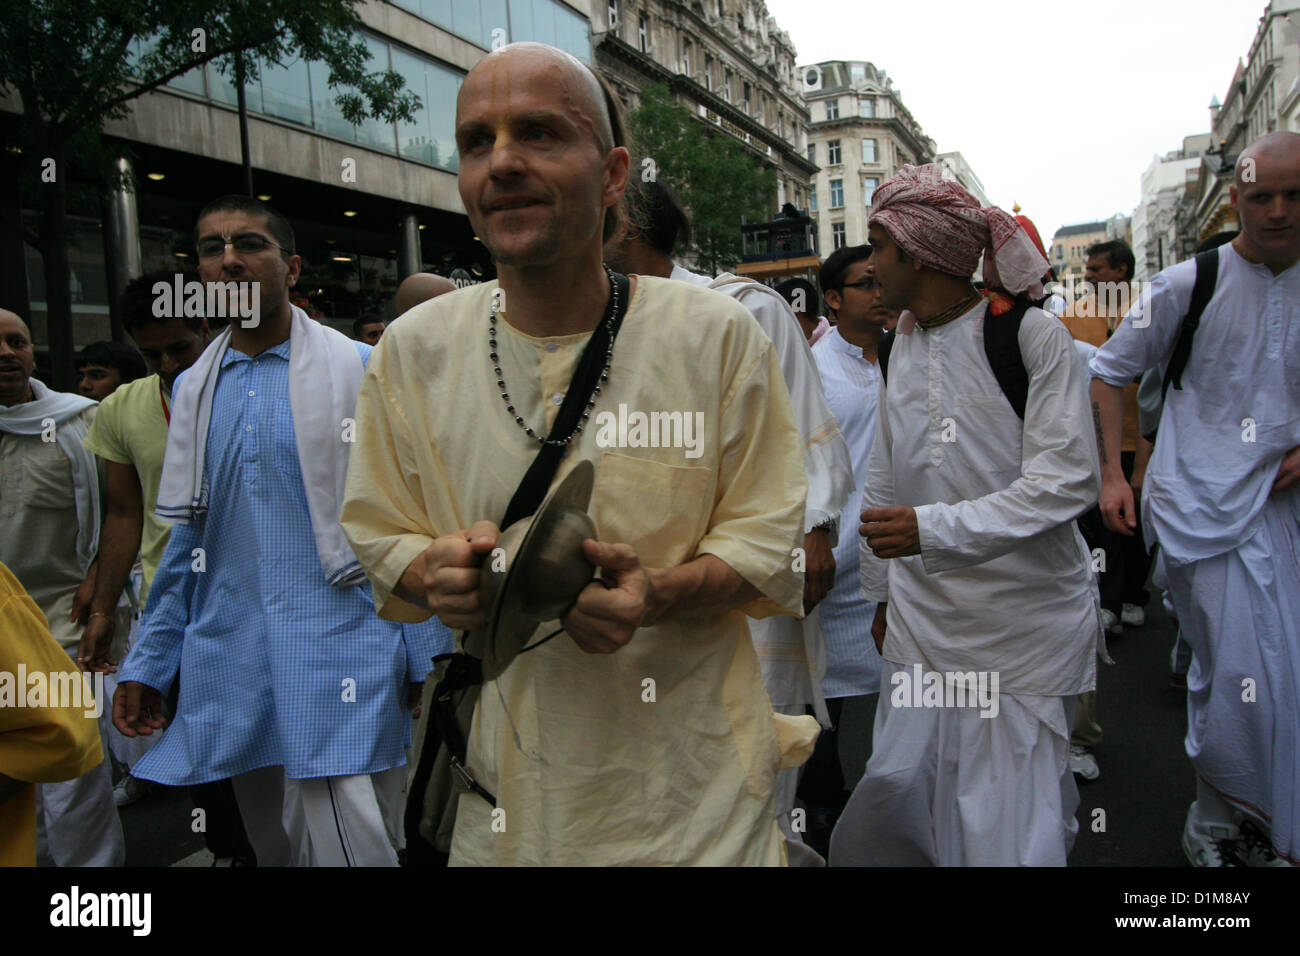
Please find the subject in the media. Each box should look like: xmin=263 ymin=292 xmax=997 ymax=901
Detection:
xmin=982 ymin=299 xmax=1031 ymax=420
xmin=1161 ymin=247 xmax=1218 ymax=403
xmin=878 ymin=329 xmax=895 ymax=385
xmin=500 ymin=271 xmax=631 ymax=529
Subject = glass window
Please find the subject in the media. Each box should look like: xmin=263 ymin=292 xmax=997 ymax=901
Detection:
xmin=810 ymin=189 xmax=817 ymax=212
xmin=558 ymin=4 xmax=590 ymax=60
xmin=829 ymin=179 xmax=843 ymax=208
xmin=167 ymin=63 xmax=207 ymax=97
xmin=207 ymin=62 xmax=263 ymax=112
xmin=260 ymin=56 xmax=313 ymax=126
xmin=827 ymin=139 xmax=841 ymax=164
xmin=850 ymin=63 xmax=865 ymax=84
xmin=704 ymin=54 xmax=713 ymax=91
xmin=825 ymin=98 xmax=839 ymax=120
xmin=608 ymin=0 xmax=618 ymax=27
xmin=477 ymin=0 xmax=509 ymax=46
xmin=832 ymin=222 xmax=846 ymax=249
xmin=724 ymin=69 xmax=732 ymax=102
xmin=392 ymin=45 xmax=463 ymax=171
xmin=682 ymin=37 xmax=691 ymax=75
xmin=308 ymin=59 xmax=357 ymax=140
xmin=806 ymin=142 xmax=816 ymax=163
xmin=353 ymin=36 xmax=397 ymax=152
xmin=743 ymin=81 xmax=750 ymax=114
xmin=859 ymin=97 xmax=874 ymax=118
xmin=638 ymin=14 xmax=648 ymax=52
xmin=863 ymin=177 xmax=878 ymax=205
xmin=861 ymin=137 xmax=877 ymax=163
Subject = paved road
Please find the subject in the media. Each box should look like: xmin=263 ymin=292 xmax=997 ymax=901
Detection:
xmin=113 ymin=597 xmax=1194 ymax=867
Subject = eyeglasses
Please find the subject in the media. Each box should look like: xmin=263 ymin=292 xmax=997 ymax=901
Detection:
xmin=196 ymin=232 xmax=290 ymax=258
xmin=839 ymin=277 xmax=878 ymax=292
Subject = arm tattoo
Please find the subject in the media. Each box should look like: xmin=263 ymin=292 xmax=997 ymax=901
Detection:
xmin=1092 ymin=401 xmax=1108 ymax=466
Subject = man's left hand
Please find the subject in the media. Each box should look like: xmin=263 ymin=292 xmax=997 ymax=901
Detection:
xmin=861 ymin=506 xmax=921 ymax=559
xmin=562 ymin=540 xmax=649 ymax=654
xmin=802 ymin=527 xmax=836 ymax=614
xmin=1272 ymin=445 xmax=1300 ymax=495
xmin=69 ymin=562 xmax=97 ymax=626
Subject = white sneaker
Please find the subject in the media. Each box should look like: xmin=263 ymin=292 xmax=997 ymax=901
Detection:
xmin=1121 ymin=603 xmax=1145 ymax=627
xmin=1100 ymin=608 xmax=1122 ymax=636
xmin=1068 ymin=744 xmax=1099 ymax=781
xmin=113 ymin=774 xmax=151 ymax=808
xmin=1182 ymin=803 xmax=1245 ymax=866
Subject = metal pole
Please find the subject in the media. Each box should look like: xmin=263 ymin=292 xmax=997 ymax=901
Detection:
xmin=398 ymin=214 xmax=421 ymax=279
xmin=104 ymin=156 xmax=142 ymax=343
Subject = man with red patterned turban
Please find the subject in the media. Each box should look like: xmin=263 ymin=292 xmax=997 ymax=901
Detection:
xmin=830 ymin=164 xmax=1102 ymax=866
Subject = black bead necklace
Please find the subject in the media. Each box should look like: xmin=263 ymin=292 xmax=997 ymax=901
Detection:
xmin=488 ymin=265 xmax=618 ymax=447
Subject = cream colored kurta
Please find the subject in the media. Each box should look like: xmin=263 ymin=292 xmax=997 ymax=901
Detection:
xmin=342 ymin=276 xmax=809 ymax=866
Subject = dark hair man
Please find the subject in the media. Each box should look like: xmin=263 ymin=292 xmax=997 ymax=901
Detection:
xmin=113 ymin=197 xmax=442 ymax=867
xmin=352 ymin=315 xmax=387 ymax=345
xmin=833 ymin=164 xmax=1100 ymax=867
xmin=775 ymin=277 xmax=820 ymax=340
xmin=1091 ymin=130 xmax=1300 ymax=866
xmin=76 ymin=341 xmax=148 ymax=401
xmin=342 ymin=43 xmax=814 ymax=866
xmin=606 ymin=169 xmax=853 ymax=862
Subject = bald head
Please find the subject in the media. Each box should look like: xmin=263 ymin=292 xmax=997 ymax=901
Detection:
xmin=462 ymin=43 xmax=614 ymax=153
xmin=0 ymin=308 xmax=36 ymax=405
xmin=394 ymin=272 xmax=459 ymax=315
xmin=1236 ymin=131 xmax=1300 ymax=186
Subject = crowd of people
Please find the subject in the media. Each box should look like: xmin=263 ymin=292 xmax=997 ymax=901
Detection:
xmin=1 ymin=41 xmax=1296 ymax=868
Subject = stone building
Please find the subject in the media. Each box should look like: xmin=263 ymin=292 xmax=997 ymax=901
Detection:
xmin=799 ymin=59 xmax=936 ymax=253
xmin=592 ymin=0 xmax=814 ymax=216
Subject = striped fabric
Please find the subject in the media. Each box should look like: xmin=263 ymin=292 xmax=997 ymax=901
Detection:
xmin=121 ymin=339 xmax=443 ymax=785
xmin=812 ymin=328 xmax=884 ymax=698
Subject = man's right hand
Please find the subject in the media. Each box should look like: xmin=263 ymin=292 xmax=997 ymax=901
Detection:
xmin=1098 ymin=474 xmax=1137 ymax=536
xmin=113 ymin=682 xmax=167 ymax=737
xmin=408 ymin=520 xmax=501 ymax=630
xmin=76 ymin=613 xmax=118 ymax=674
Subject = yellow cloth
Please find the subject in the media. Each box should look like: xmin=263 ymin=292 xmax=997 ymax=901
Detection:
xmin=81 ymin=373 xmax=171 ymax=604
xmin=0 ymin=561 xmax=104 ymax=866
xmin=1060 ymin=293 xmax=1140 ymax=452
xmin=342 ymin=276 xmax=808 ymax=865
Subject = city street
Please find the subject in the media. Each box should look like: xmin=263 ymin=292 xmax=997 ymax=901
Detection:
xmin=115 ymin=596 xmax=1195 ymax=867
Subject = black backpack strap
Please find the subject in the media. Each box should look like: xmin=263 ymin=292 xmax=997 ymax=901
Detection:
xmin=878 ymin=329 xmax=895 ymax=385
xmin=982 ymin=299 xmax=1031 ymax=420
xmin=1161 ymin=247 xmax=1218 ymax=403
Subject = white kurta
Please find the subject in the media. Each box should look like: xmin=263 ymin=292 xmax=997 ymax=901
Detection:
xmin=839 ymin=303 xmax=1100 ymax=866
xmin=860 ymin=304 xmax=1100 ymax=696
xmin=1091 ymin=245 xmax=1300 ymax=861
xmin=671 ymin=265 xmax=855 ymax=722
xmin=812 ymin=328 xmax=884 ymax=699
xmin=342 ymin=277 xmax=813 ymax=866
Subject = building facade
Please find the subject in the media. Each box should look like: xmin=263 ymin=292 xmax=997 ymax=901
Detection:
xmin=593 ymin=0 xmax=814 ymax=220
xmin=2 ymin=0 xmax=593 ymax=366
xmin=936 ymin=151 xmax=990 ymax=207
xmin=1194 ymin=1 xmax=1300 ymax=241
xmin=799 ymin=59 xmax=935 ymax=253
xmin=1132 ymin=133 xmax=1211 ymax=282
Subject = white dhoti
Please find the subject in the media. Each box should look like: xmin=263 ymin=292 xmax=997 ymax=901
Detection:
xmin=35 ymin=757 xmax=126 ymax=867
xmin=1163 ymin=491 xmax=1300 ymax=863
xmin=828 ymin=661 xmax=1079 ymax=866
xmin=230 ymin=765 xmax=403 ymax=867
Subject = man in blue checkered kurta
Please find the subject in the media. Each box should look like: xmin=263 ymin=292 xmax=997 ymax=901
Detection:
xmin=116 ymin=196 xmax=449 ymax=866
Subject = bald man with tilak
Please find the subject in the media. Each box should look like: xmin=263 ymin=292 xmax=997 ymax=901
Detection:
xmin=1089 ymin=130 xmax=1300 ymax=867
xmin=341 ymin=42 xmax=814 ymax=866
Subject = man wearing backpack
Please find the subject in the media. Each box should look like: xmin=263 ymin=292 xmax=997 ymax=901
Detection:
xmin=830 ymin=164 xmax=1101 ymax=866
xmin=1090 ymin=130 xmax=1300 ymax=866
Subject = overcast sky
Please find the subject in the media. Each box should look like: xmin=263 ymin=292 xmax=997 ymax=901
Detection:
xmin=763 ymin=0 xmax=1277 ymax=242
